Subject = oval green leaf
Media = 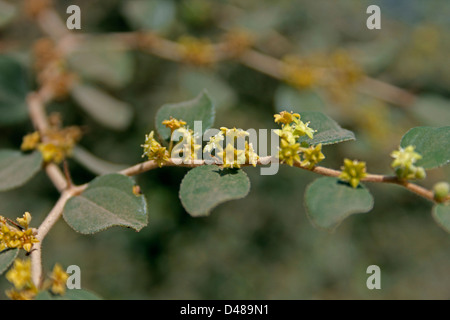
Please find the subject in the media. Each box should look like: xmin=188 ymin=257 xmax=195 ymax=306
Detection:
xmin=67 ymin=39 xmax=134 ymax=89
xmin=155 ymin=90 xmax=215 ymax=141
xmin=411 ymin=95 xmax=450 ymax=127
xmin=71 ymin=84 xmax=134 ymax=131
xmin=400 ymin=126 xmax=450 ymax=169
xmin=35 ymin=289 xmax=102 ymax=300
xmin=179 ymin=166 xmax=250 ymax=217
xmin=0 ymin=55 xmax=29 ymax=125
xmin=432 ymin=203 xmax=450 ymax=234
xmin=297 ymin=112 xmax=355 ymax=146
xmin=0 ymin=249 xmax=18 ymax=275
xmin=305 ymin=177 xmax=374 ymax=231
xmin=0 ymin=150 xmax=43 ymax=192
xmin=63 ymin=174 xmax=148 ymax=234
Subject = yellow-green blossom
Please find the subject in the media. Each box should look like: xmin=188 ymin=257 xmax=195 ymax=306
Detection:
xmin=141 ymin=131 xmax=170 ymax=167
xmin=274 ymin=111 xmax=300 ymax=125
xmin=49 ymin=264 xmax=69 ymax=295
xmin=204 ymin=132 xmax=224 ymax=153
xmin=172 ymin=128 xmax=201 ymax=161
xmin=6 ymin=259 xmax=33 ymax=290
xmin=278 ymin=139 xmax=301 ymax=167
xmin=390 ymin=145 xmax=426 ymax=180
xmin=300 ymin=144 xmax=325 ymax=169
xmin=220 ymin=127 xmax=249 ymax=141
xmin=339 ymin=158 xmax=367 ymax=188
xmin=219 ymin=143 xmax=246 ymax=168
xmin=0 ymin=213 xmax=38 ymax=252
xmin=162 ymin=117 xmax=187 ymax=131
xmin=245 ymin=142 xmax=259 ymax=167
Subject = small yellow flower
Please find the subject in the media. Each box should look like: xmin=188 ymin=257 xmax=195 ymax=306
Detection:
xmin=274 ymin=111 xmax=300 ymax=125
xmin=21 ymin=132 xmax=41 ymax=151
xmin=300 ymin=144 xmax=325 ymax=169
xmin=278 ymin=139 xmax=301 ymax=167
xmin=391 ymin=145 xmax=422 ymax=168
xmin=220 ymin=127 xmax=249 ymax=141
xmin=172 ymin=128 xmax=201 ymax=162
xmin=292 ymin=120 xmax=315 ymax=139
xmin=274 ymin=124 xmax=297 ymax=145
xmin=49 ymin=263 xmax=69 ymax=295
xmin=219 ymin=144 xmax=246 ymax=169
xmin=390 ymin=145 xmax=426 ymax=180
xmin=162 ymin=117 xmax=187 ymax=131
xmin=339 ymin=158 xmax=367 ymax=188
xmin=38 ymin=143 xmax=65 ymax=164
xmin=204 ymin=132 xmax=224 ymax=153
xmin=6 ymin=259 xmax=33 ymax=290
xmin=17 ymin=212 xmax=32 ymax=229
xmin=245 ymin=142 xmax=259 ymax=167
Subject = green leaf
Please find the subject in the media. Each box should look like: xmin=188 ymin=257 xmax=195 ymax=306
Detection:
xmin=67 ymin=39 xmax=134 ymax=89
xmin=63 ymin=174 xmax=148 ymax=234
xmin=304 ymin=177 xmax=374 ymax=231
xmin=0 ymin=55 xmax=29 ymax=125
xmin=180 ymin=69 xmax=236 ymax=110
xmin=35 ymin=289 xmax=102 ymax=300
xmin=0 ymin=150 xmax=43 ymax=192
xmin=122 ymin=0 xmax=175 ymax=32
xmin=432 ymin=203 xmax=450 ymax=234
xmin=0 ymin=249 xmax=18 ymax=275
xmin=179 ymin=166 xmax=250 ymax=217
xmin=155 ymin=90 xmax=215 ymax=140
xmin=400 ymin=126 xmax=450 ymax=169
xmin=411 ymin=95 xmax=450 ymax=127
xmin=0 ymin=1 xmax=17 ymax=29
xmin=71 ymin=84 xmax=134 ymax=131
xmin=72 ymin=146 xmax=128 ymax=176
xmin=274 ymin=85 xmax=326 ymax=113
xmin=297 ymin=112 xmax=355 ymax=146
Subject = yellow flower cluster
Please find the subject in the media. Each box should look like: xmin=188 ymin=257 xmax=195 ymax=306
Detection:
xmin=5 ymin=259 xmax=38 ymax=300
xmin=172 ymin=127 xmax=202 ymax=162
xmin=141 ymin=131 xmax=170 ymax=167
xmin=178 ymin=36 xmax=215 ymax=66
xmin=0 ymin=212 xmax=38 ymax=252
xmin=274 ymin=111 xmax=323 ymax=168
xmin=339 ymin=159 xmax=367 ymax=188
xmin=5 ymin=259 xmax=70 ymax=300
xmin=390 ymin=145 xmax=426 ymax=180
xmin=21 ymin=126 xmax=82 ymax=164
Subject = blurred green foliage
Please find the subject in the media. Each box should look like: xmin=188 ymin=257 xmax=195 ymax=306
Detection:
xmin=0 ymin=0 xmax=450 ymax=299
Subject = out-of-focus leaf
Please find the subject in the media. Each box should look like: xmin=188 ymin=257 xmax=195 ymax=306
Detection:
xmin=0 ymin=150 xmax=42 ymax=192
xmin=63 ymin=174 xmax=148 ymax=234
xmin=432 ymin=203 xmax=450 ymax=234
xmin=35 ymin=289 xmax=102 ymax=300
xmin=180 ymin=69 xmax=236 ymax=110
xmin=72 ymin=146 xmax=128 ymax=176
xmin=122 ymin=0 xmax=175 ymax=32
xmin=274 ymin=85 xmax=326 ymax=114
xmin=71 ymin=84 xmax=134 ymax=131
xmin=305 ymin=177 xmax=374 ymax=231
xmin=0 ymin=55 xmax=29 ymax=125
xmin=410 ymin=95 xmax=450 ymax=127
xmin=297 ymin=112 xmax=355 ymax=146
xmin=0 ymin=1 xmax=16 ymax=28
xmin=400 ymin=126 xmax=450 ymax=169
xmin=67 ymin=39 xmax=133 ymax=89
xmin=155 ymin=90 xmax=215 ymax=140
xmin=0 ymin=249 xmax=18 ymax=275
xmin=179 ymin=166 xmax=250 ymax=217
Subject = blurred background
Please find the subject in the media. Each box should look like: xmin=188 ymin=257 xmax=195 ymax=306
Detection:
xmin=0 ymin=0 xmax=449 ymax=299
